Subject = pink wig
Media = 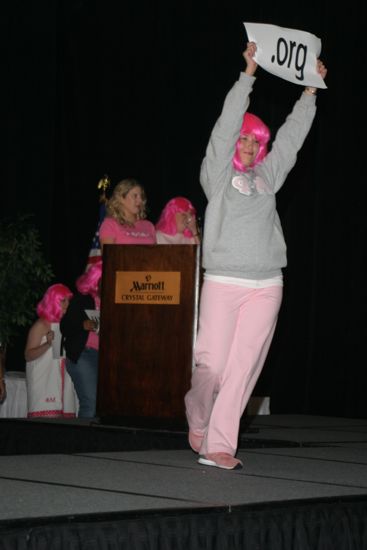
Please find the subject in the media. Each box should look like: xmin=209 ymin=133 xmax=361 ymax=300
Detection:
xmin=36 ymin=284 xmax=73 ymax=323
xmin=233 ymin=112 xmax=271 ymax=172
xmin=156 ymin=197 xmax=196 ymax=237
xmin=76 ymin=261 xmax=102 ymax=298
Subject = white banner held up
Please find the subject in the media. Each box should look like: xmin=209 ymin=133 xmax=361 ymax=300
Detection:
xmin=244 ymin=22 xmax=327 ymax=89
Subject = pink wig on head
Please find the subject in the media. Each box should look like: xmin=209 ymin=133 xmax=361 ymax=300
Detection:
xmin=76 ymin=261 xmax=103 ymax=298
xmin=233 ymin=112 xmax=271 ymax=172
xmin=156 ymin=197 xmax=196 ymax=237
xmin=36 ymin=284 xmax=73 ymax=322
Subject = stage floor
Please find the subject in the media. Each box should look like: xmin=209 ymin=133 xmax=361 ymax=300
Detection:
xmin=1 ymin=415 xmax=367 ymax=549
xmin=1 ymin=414 xmax=367 ymax=520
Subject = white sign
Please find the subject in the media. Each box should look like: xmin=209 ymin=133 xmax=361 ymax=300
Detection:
xmin=85 ymin=309 xmax=100 ymax=333
xmin=244 ymin=22 xmax=327 ymax=89
xmin=51 ymin=323 xmax=63 ymax=359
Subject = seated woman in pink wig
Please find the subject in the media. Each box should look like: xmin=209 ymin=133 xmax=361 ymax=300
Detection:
xmin=155 ymin=197 xmax=200 ymax=245
xmin=25 ymin=284 xmax=78 ymax=418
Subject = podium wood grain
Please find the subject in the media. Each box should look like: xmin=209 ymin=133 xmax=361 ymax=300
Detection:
xmin=97 ymin=244 xmax=199 ymax=424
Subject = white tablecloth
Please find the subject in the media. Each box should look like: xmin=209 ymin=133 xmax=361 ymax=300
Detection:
xmin=0 ymin=371 xmax=28 ymax=418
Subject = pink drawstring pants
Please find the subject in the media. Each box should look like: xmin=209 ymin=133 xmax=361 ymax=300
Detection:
xmin=185 ymin=279 xmax=283 ymax=456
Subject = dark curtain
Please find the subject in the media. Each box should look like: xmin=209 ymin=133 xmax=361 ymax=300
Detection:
xmin=4 ymin=1 xmax=367 ymax=417
xmin=1 ymin=500 xmax=367 ymax=550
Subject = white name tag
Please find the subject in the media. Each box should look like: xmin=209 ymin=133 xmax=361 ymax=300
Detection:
xmin=244 ymin=22 xmax=327 ymax=89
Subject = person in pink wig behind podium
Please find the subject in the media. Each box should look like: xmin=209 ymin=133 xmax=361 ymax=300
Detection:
xmin=155 ymin=197 xmax=200 ymax=245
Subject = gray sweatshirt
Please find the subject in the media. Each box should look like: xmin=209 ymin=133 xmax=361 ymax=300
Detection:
xmin=200 ymin=72 xmax=317 ymax=280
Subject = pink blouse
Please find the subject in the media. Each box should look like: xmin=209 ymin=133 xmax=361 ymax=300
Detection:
xmin=99 ymin=218 xmax=156 ymax=245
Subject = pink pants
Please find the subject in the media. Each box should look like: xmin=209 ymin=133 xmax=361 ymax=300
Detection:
xmin=185 ymin=279 xmax=283 ymax=456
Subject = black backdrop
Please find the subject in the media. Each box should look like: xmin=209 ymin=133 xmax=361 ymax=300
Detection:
xmin=4 ymin=1 xmax=367 ymax=417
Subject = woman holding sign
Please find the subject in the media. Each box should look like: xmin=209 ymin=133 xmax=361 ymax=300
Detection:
xmin=185 ymin=42 xmax=327 ymax=470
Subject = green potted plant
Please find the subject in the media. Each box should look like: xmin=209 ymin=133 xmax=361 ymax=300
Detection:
xmin=0 ymin=214 xmax=54 ymax=378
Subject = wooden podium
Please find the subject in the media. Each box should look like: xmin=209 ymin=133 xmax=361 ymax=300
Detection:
xmin=97 ymin=244 xmax=200 ymax=427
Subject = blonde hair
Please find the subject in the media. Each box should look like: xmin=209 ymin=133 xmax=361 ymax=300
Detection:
xmin=106 ymin=178 xmax=147 ymax=226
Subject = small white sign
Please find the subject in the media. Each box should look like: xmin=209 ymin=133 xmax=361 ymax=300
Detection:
xmin=51 ymin=323 xmax=63 ymax=359
xmin=85 ymin=309 xmax=100 ymax=333
xmin=244 ymin=22 xmax=327 ymax=89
